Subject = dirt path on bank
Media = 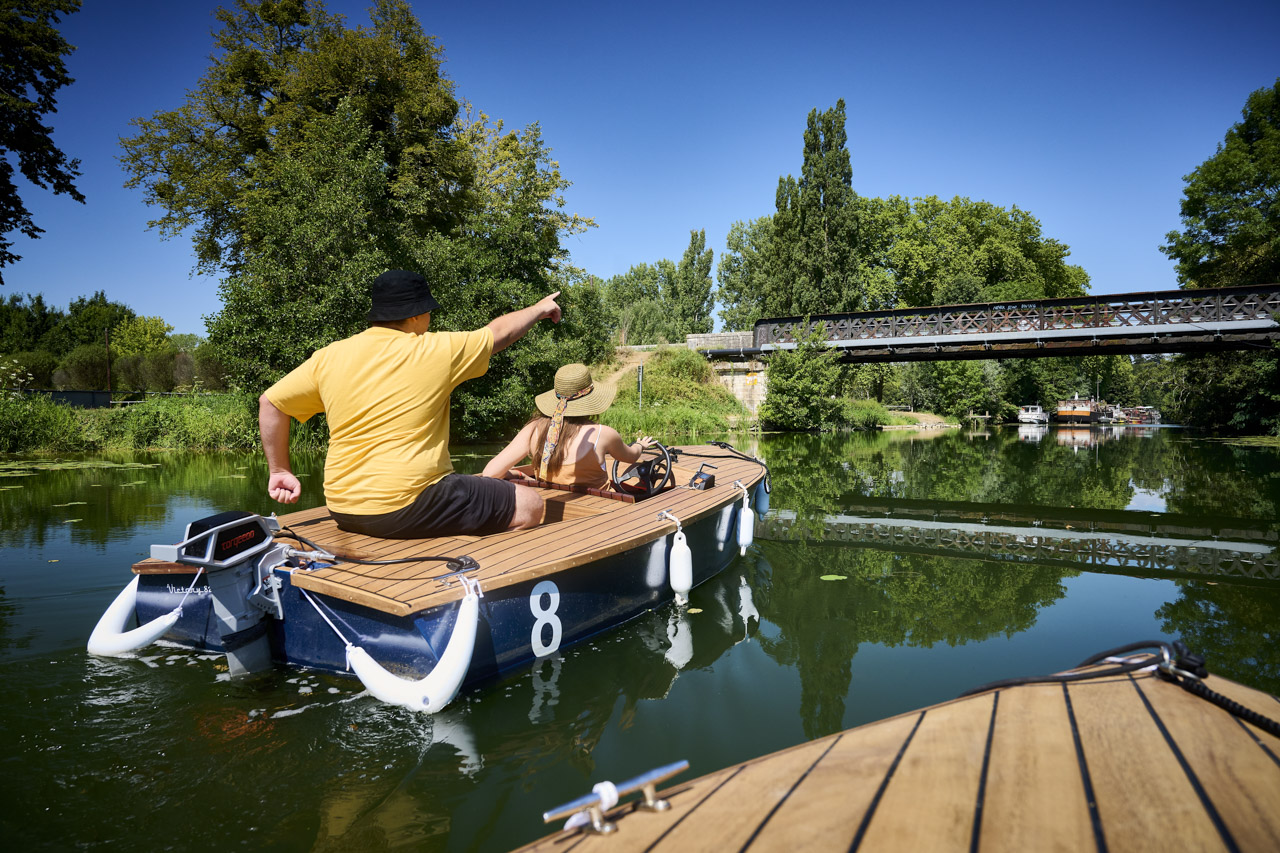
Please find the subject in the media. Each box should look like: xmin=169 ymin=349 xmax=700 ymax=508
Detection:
xmin=901 ymin=411 xmax=948 ymax=425
xmin=605 ymin=348 xmax=655 ymax=385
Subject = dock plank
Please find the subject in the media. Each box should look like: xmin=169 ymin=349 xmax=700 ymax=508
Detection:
xmin=1070 ymin=675 xmax=1230 ymax=852
xmin=980 ymin=683 xmax=1094 ymax=853
xmin=512 ymin=657 xmax=1280 ymax=853
xmin=857 ymin=694 xmax=993 ymax=851
xmin=748 ymin=712 xmax=923 ymax=850
xmin=1135 ymin=675 xmax=1280 ymax=851
xmin=637 ymin=737 xmax=836 ymax=851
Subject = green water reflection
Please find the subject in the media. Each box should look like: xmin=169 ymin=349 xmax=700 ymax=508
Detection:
xmin=1 ymin=427 xmax=1277 ymax=851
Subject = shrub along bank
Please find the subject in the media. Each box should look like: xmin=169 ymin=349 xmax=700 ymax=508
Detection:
xmin=2 ymin=347 xmax=751 ymax=454
xmin=601 ymin=347 xmax=748 ymax=438
xmin=0 ymin=393 xmax=328 ymax=454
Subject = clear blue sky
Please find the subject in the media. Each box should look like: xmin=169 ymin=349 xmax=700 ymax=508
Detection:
xmin=5 ymin=0 xmax=1279 ymax=335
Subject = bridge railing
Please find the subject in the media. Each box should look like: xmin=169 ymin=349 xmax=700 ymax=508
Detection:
xmin=753 ymin=283 xmax=1280 ymax=348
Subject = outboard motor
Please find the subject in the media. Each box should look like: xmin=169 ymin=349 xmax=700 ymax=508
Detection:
xmin=150 ymin=511 xmax=281 ymax=676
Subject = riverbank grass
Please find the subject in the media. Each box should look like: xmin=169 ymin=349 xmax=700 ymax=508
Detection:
xmin=601 ymin=346 xmax=748 ymax=438
xmin=0 ymin=393 xmax=329 ymax=453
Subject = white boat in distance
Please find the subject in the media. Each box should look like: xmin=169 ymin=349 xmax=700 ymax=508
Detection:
xmin=1017 ymin=404 xmax=1049 ymax=424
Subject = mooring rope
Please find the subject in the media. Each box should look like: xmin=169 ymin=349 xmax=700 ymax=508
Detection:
xmin=298 ymin=587 xmax=352 ymax=648
xmin=174 ymin=567 xmax=205 ymax=609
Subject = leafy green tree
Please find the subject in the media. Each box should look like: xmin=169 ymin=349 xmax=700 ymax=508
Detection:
xmin=1164 ymin=350 xmax=1279 ymax=433
xmin=713 ymin=152 xmax=1087 ymax=326
xmin=120 ymin=0 xmax=469 ymax=277
xmin=0 ymin=292 xmax=63 ymax=352
xmin=602 ymin=230 xmax=714 ymax=343
xmin=55 ymin=341 xmax=106 ymax=389
xmin=169 ymin=333 xmax=202 ymax=353
xmin=1158 ymin=78 xmax=1280 ymax=435
xmin=764 ymin=100 xmax=859 ymax=316
xmin=912 ymin=360 xmax=997 ymax=419
xmin=1161 ymin=78 xmax=1280 ymax=288
xmin=51 ymin=291 xmax=133 ymax=353
xmin=667 ymin=229 xmax=714 ymax=337
xmin=122 ymin=1 xmax=604 ymax=437
xmin=111 ymin=315 xmax=173 ymax=357
xmin=759 ymin=321 xmax=845 ymax=430
xmin=885 ymin=196 xmax=1089 ymax=307
xmin=0 ymin=0 xmax=84 ymax=285
xmin=715 ymin=216 xmax=773 ymax=330
xmin=5 ymin=348 xmax=55 ymax=386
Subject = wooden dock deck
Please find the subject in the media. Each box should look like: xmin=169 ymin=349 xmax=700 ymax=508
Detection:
xmin=133 ymin=446 xmax=765 ymax=618
xmin=517 ymin=662 xmax=1280 ymax=852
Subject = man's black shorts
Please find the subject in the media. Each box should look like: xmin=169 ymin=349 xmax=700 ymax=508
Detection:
xmin=330 ymin=473 xmax=517 ymax=538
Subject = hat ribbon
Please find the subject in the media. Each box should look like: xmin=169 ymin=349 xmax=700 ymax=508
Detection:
xmin=538 ymin=385 xmax=593 ymax=481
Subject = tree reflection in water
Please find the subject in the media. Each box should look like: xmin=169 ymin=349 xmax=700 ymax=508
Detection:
xmin=752 ymin=426 xmax=1280 ymax=738
xmin=752 ymin=541 xmax=1072 ymax=739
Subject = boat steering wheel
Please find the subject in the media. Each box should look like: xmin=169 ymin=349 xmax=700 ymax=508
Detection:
xmin=611 ymin=442 xmax=674 ymax=498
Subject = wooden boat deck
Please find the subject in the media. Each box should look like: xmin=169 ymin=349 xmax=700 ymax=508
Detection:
xmin=517 ymin=662 xmax=1280 ymax=852
xmin=132 ymin=446 xmax=765 ymax=618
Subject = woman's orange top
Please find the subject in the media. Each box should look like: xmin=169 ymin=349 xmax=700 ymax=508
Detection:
xmin=533 ymin=425 xmax=609 ymax=488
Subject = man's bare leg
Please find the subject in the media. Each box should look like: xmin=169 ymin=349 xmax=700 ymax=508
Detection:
xmin=507 ymin=485 xmax=544 ymax=530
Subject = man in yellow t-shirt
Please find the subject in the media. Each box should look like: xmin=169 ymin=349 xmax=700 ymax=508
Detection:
xmin=258 ymin=269 xmax=560 ymax=537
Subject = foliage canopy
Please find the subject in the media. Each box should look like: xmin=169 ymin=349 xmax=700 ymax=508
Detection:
xmin=1161 ymin=78 xmax=1280 ymax=289
xmin=0 ymin=0 xmax=84 ymax=285
xmin=119 ymin=0 xmax=605 ymax=438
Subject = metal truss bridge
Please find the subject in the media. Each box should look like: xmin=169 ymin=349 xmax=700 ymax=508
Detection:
xmin=704 ymin=283 xmax=1280 ymax=362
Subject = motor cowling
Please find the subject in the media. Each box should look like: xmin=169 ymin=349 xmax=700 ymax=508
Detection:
xmin=152 ymin=511 xmax=281 ymax=676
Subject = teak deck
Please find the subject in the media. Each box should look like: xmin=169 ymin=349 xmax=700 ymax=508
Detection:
xmin=516 ymin=663 xmax=1280 ymax=853
xmin=132 ymin=446 xmax=765 ymax=618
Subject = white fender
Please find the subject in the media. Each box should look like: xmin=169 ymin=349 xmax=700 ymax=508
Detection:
xmin=665 ymin=608 xmax=694 ymax=670
xmin=737 ymin=575 xmax=759 ymax=629
xmin=669 ymin=530 xmax=693 ymax=601
xmin=737 ymin=491 xmax=755 ymax=556
xmin=346 ymin=588 xmax=479 ymax=713
xmin=87 ymin=575 xmax=182 ymax=657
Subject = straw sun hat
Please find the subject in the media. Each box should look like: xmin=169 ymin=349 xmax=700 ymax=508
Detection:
xmin=534 ymin=364 xmax=616 ymax=418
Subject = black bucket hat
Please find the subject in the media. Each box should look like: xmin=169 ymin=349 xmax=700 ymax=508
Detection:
xmin=367 ymin=270 xmax=441 ymax=322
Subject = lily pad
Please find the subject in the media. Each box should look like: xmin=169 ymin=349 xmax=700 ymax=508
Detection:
xmin=63 ymin=518 xmax=82 ymax=523
xmin=819 ymin=574 xmax=848 ymax=581
xmin=687 ymin=607 xmax=703 ymax=614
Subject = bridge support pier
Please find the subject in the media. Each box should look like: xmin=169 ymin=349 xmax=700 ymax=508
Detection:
xmin=685 ymin=333 xmax=768 ymax=416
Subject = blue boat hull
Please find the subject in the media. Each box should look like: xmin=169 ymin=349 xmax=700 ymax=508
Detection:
xmin=133 ymin=498 xmax=748 ymax=688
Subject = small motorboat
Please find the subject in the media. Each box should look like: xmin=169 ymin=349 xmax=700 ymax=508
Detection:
xmin=519 ymin=641 xmax=1280 ymax=851
xmin=87 ymin=442 xmax=769 ymax=713
xmin=1016 ymin=404 xmax=1048 ymax=424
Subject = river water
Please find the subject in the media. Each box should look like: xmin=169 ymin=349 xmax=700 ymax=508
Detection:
xmin=2 ymin=426 xmax=1278 ymax=851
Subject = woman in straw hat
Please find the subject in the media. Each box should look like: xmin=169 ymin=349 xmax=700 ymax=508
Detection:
xmin=481 ymin=363 xmax=655 ymax=488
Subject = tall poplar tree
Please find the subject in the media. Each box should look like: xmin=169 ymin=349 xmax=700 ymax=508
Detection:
xmin=668 ymin=229 xmax=714 ymax=337
xmin=765 ymin=100 xmax=858 ymax=317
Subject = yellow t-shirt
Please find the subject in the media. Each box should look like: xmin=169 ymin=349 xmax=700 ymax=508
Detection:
xmin=264 ymin=326 xmax=493 ymax=515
